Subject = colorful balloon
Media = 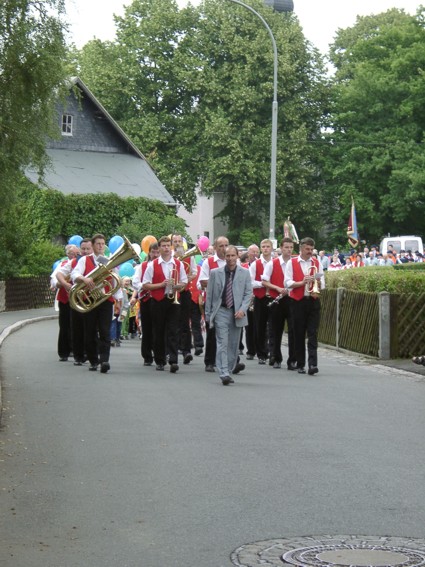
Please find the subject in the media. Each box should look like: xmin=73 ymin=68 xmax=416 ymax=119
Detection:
xmin=132 ymin=243 xmax=141 ymax=256
xmin=68 ymin=235 xmax=83 ymax=247
xmin=197 ymin=236 xmax=210 ymax=252
xmin=52 ymin=259 xmax=62 ymax=271
xmin=119 ymin=262 xmax=135 ymax=277
xmin=141 ymin=235 xmax=157 ymax=254
xmin=108 ymin=235 xmax=124 ymax=254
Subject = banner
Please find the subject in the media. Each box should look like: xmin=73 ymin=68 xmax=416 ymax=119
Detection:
xmin=283 ymin=217 xmax=299 ymax=243
xmin=347 ymin=198 xmax=359 ymax=248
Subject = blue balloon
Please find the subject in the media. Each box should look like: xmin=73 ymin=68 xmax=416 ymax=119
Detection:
xmin=68 ymin=234 xmax=83 ymax=247
xmin=119 ymin=262 xmax=135 ymax=277
xmin=52 ymin=259 xmax=62 ymax=271
xmin=108 ymin=235 xmax=124 ymax=254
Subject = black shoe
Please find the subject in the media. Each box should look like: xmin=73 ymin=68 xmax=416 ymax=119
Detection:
xmin=89 ymin=364 xmax=98 ymax=372
xmin=183 ymin=353 xmax=193 ymax=365
xmin=246 ymin=354 xmax=254 ymax=360
xmin=273 ymin=361 xmax=281 ymax=369
xmin=298 ymin=367 xmax=306 ymax=374
xmin=59 ymin=357 xmax=68 ymax=362
xmin=287 ymin=362 xmax=297 ymax=371
xmin=144 ymin=361 xmax=153 ymax=367
xmin=170 ymin=363 xmax=179 ymax=373
xmin=100 ymin=362 xmax=110 ymax=374
xmin=156 ymin=364 xmax=164 ymax=371
xmin=308 ymin=366 xmax=319 ymax=375
xmin=258 ymin=358 xmax=266 ymax=365
xmin=194 ymin=347 xmax=203 ymax=356
xmin=205 ymin=365 xmax=215 ymax=372
xmin=269 ymin=357 xmax=275 ymax=366
xmin=221 ymin=376 xmax=231 ymax=386
xmin=232 ymin=362 xmax=245 ymax=375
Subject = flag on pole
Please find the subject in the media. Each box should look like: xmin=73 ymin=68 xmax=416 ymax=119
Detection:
xmin=283 ymin=217 xmax=299 ymax=243
xmin=347 ymin=198 xmax=359 ymax=248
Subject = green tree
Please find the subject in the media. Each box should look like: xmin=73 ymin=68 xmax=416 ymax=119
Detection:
xmin=0 ymin=0 xmax=68 ymax=276
xmin=75 ymin=0 xmax=329 ymax=242
xmin=323 ymin=8 xmax=425 ymax=245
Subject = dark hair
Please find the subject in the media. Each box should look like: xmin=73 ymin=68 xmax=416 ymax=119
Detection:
xmin=300 ymin=237 xmax=315 ymax=247
xmin=158 ymin=235 xmax=171 ymax=246
xmin=91 ymin=233 xmax=106 ymax=244
xmin=149 ymin=242 xmax=159 ymax=252
xmin=81 ymin=238 xmax=92 ymax=245
xmin=280 ymin=236 xmax=293 ymax=247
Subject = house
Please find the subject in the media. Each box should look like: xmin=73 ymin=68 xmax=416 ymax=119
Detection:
xmin=26 ymin=77 xmax=175 ymax=207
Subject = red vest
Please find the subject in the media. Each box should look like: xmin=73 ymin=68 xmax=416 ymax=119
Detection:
xmin=57 ymin=259 xmax=73 ymax=304
xmin=140 ymin=261 xmax=151 ymax=302
xmin=289 ymin=256 xmax=319 ymax=301
xmin=253 ymin=258 xmax=266 ymax=299
xmin=150 ymin=258 xmax=182 ymax=301
xmin=208 ymin=256 xmax=219 ymax=270
xmin=188 ymin=265 xmax=201 ymax=304
xmin=268 ymin=258 xmax=284 ymax=299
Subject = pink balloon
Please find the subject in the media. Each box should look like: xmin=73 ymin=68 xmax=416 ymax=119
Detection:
xmin=197 ymin=236 xmax=210 ymax=252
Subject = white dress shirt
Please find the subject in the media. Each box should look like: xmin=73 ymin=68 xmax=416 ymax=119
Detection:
xmin=142 ymin=256 xmax=188 ymax=296
xmin=249 ymin=255 xmax=272 ymax=289
xmin=284 ymin=255 xmax=325 ymax=296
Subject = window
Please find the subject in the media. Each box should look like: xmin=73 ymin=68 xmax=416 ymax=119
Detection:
xmin=61 ymin=114 xmax=73 ymax=136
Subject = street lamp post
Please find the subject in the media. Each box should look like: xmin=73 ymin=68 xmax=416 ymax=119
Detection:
xmin=226 ymin=0 xmax=278 ymax=243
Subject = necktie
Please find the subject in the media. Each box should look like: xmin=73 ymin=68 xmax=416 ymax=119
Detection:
xmin=226 ymin=272 xmax=233 ymax=309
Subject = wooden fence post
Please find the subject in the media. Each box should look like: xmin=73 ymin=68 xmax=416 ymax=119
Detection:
xmin=0 ymin=281 xmax=5 ymax=312
xmin=379 ymin=292 xmax=391 ymax=359
xmin=336 ymin=287 xmax=344 ymax=350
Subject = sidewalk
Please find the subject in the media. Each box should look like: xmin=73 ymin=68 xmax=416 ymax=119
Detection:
xmin=0 ymin=307 xmax=58 ymax=347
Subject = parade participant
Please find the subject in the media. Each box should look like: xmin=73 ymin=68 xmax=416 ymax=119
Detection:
xmin=187 ymin=264 xmax=204 ymax=356
xmin=50 ymin=244 xmax=79 ymax=361
xmin=56 ymin=238 xmax=93 ymax=365
xmin=172 ymin=233 xmax=198 ymax=365
xmin=262 ymin=237 xmax=297 ymax=370
xmin=198 ymin=236 xmax=228 ymax=372
xmin=328 ymin=253 xmax=343 ymax=271
xmin=142 ymin=236 xmax=188 ymax=373
xmin=71 ymin=234 xmax=121 ymax=373
xmin=243 ymin=244 xmax=259 ymax=360
xmin=205 ymin=245 xmax=252 ymax=386
xmin=132 ymin=242 xmax=159 ymax=366
xmin=284 ymin=237 xmax=325 ymax=376
xmin=249 ymin=238 xmax=273 ymax=364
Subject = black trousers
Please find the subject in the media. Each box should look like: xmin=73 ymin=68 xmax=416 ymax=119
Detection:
xmin=253 ymin=296 xmax=271 ymax=359
xmin=269 ymin=296 xmax=296 ymax=365
xmin=190 ymin=300 xmax=204 ymax=349
xmin=84 ymin=300 xmax=113 ymax=365
xmin=151 ymin=298 xmax=180 ymax=365
xmin=204 ymin=322 xmax=216 ymax=366
xmin=140 ymin=298 xmax=154 ymax=363
xmin=289 ymin=297 xmax=321 ymax=369
xmin=178 ymin=290 xmax=192 ymax=354
xmin=58 ymin=301 xmax=72 ymax=358
xmin=71 ymin=308 xmax=86 ymax=363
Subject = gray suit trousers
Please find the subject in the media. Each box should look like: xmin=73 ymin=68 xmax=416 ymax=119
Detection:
xmin=214 ymin=306 xmax=241 ymax=378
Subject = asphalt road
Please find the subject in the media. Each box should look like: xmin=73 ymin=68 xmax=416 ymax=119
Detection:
xmin=1 ymin=319 xmax=425 ymax=567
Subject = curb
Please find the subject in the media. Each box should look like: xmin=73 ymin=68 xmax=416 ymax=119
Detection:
xmin=0 ymin=314 xmax=58 ymax=420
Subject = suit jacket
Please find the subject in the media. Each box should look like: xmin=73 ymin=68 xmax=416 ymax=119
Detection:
xmin=205 ymin=265 xmax=252 ymax=328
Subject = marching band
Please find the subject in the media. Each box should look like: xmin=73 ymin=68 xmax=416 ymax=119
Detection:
xmin=51 ymin=232 xmax=327 ymax=383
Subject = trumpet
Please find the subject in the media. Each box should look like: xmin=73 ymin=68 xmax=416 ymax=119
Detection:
xmin=167 ymin=267 xmax=180 ymax=304
xmin=306 ymin=265 xmax=321 ymax=298
xmin=267 ymin=292 xmax=285 ymax=307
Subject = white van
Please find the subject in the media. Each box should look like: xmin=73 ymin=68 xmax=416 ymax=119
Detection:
xmin=380 ymin=235 xmax=424 ymax=255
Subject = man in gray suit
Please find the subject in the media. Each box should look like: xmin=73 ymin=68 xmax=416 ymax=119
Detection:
xmin=205 ymin=245 xmax=252 ymax=385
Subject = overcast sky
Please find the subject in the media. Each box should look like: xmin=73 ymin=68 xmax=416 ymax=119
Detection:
xmin=65 ymin=0 xmax=422 ymax=53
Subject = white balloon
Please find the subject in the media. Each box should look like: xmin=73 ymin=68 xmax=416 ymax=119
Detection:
xmin=132 ymin=243 xmax=141 ymax=256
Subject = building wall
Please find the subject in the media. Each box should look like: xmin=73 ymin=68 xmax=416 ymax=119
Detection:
xmin=48 ymin=90 xmax=129 ymax=154
xmin=178 ymin=188 xmax=229 ymax=243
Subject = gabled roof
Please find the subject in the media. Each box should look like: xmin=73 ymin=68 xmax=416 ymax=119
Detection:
xmin=26 ymin=77 xmax=176 ymax=206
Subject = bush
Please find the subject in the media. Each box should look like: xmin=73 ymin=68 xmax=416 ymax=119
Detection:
xmin=18 ymin=240 xmax=65 ymax=276
xmin=326 ymin=265 xmax=425 ymax=294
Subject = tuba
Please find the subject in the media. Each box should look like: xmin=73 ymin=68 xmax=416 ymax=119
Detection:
xmin=69 ymin=236 xmax=140 ymax=313
xmin=306 ymin=265 xmax=321 ymax=298
xmin=176 ymin=244 xmax=202 ymax=261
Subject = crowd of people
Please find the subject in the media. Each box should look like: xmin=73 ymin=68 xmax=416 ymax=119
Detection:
xmin=51 ymin=233 xmax=421 ymax=385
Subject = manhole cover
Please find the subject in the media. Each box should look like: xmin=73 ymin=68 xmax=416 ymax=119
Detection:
xmin=231 ymin=536 xmax=425 ymax=567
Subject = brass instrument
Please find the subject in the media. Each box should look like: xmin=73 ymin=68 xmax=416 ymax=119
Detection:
xmin=69 ymin=236 xmax=140 ymax=313
xmin=267 ymin=292 xmax=285 ymax=307
xmin=176 ymin=244 xmax=203 ymax=261
xmin=248 ymin=295 xmax=255 ymax=312
xmin=306 ymin=265 xmax=321 ymax=298
xmin=167 ymin=267 xmax=180 ymax=304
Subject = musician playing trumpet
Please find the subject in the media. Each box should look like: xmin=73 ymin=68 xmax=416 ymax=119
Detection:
xmin=142 ymin=235 xmax=188 ymax=373
xmin=262 ymin=237 xmax=297 ymax=370
xmin=284 ymin=237 xmax=325 ymax=376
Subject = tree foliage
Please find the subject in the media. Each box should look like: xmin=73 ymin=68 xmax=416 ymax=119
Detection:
xmin=323 ymin=8 xmax=425 ymax=244
xmin=74 ymin=0 xmax=329 ymax=242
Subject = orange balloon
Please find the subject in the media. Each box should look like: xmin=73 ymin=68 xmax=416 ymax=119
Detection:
xmin=141 ymin=235 xmax=157 ymax=254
